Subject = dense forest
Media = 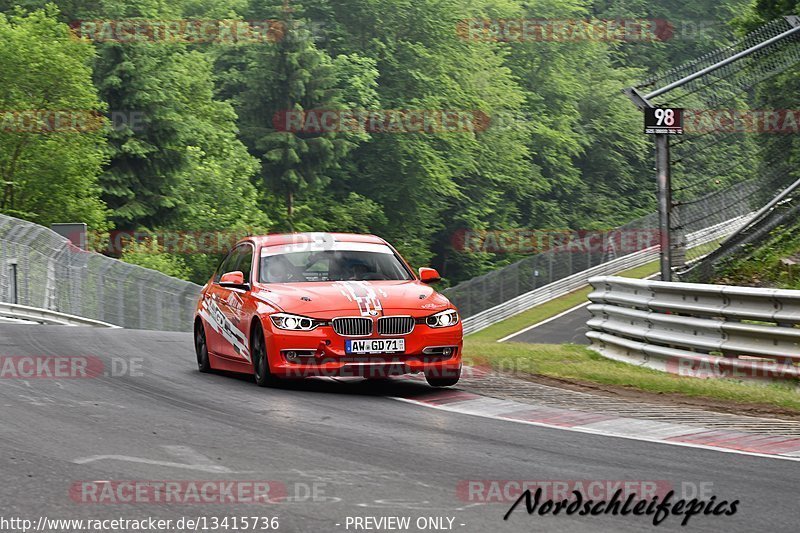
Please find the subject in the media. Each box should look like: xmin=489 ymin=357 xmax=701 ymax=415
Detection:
xmin=0 ymin=0 xmax=795 ymax=285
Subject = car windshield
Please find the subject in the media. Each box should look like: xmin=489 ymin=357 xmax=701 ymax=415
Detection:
xmin=259 ymin=244 xmax=413 ymax=283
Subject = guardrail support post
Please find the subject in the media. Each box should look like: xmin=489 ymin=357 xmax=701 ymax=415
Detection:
xmin=9 ymin=261 xmax=17 ymax=304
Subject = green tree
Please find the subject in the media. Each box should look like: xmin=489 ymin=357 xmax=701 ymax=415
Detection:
xmin=226 ymin=2 xmax=377 ymax=230
xmin=57 ymin=0 xmax=267 ymax=279
xmin=120 ymin=238 xmax=191 ymax=279
xmin=0 ymin=8 xmax=108 ymax=229
xmin=164 ymin=51 xmax=269 ymax=282
xmin=94 ymin=42 xmax=190 ymax=230
xmin=299 ymin=0 xmax=537 ymax=277
xmin=87 ymin=0 xmax=263 ymax=235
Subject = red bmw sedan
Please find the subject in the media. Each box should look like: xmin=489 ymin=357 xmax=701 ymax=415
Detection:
xmin=194 ymin=233 xmax=463 ymax=387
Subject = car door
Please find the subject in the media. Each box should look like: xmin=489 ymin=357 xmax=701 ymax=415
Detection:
xmin=211 ymin=243 xmax=254 ymax=363
xmin=202 ymin=248 xmax=237 ymax=358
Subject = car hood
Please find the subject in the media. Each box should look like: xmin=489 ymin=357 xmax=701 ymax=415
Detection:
xmin=251 ymin=280 xmax=453 ymax=316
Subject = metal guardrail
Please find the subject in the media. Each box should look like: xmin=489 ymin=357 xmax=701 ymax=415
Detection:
xmin=586 ymin=276 xmax=800 ymax=381
xmin=460 ymin=214 xmax=752 ymax=335
xmin=0 ymin=302 xmax=119 ymax=327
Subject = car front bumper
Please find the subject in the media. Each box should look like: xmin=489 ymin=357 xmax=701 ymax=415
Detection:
xmin=262 ymin=318 xmax=463 ymax=378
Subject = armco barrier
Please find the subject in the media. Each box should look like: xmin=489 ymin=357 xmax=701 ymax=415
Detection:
xmin=586 ymin=276 xmax=800 ymax=381
xmin=459 ymin=214 xmax=752 ymax=335
xmin=0 ymin=302 xmax=119 ymax=327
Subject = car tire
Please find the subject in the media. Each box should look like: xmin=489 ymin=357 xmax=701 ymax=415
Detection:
xmin=251 ymin=324 xmax=280 ymax=387
xmin=424 ymin=368 xmax=460 ymax=387
xmin=194 ymin=320 xmax=211 ymax=373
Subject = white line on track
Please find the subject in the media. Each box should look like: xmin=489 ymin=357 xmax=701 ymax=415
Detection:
xmin=496 ymin=273 xmax=661 ymax=343
xmin=497 ymin=301 xmax=590 ymax=343
xmin=73 ymin=453 xmax=233 ymax=473
xmin=391 ymin=396 xmax=800 ymax=463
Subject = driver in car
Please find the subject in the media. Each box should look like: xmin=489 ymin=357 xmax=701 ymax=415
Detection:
xmin=346 ymin=262 xmax=371 ymax=280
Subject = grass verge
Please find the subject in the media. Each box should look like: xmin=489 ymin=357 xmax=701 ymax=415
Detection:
xmin=462 ymin=340 xmax=800 ymax=412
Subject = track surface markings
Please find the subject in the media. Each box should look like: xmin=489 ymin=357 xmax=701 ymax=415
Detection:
xmin=392 ymin=387 xmax=800 ymax=462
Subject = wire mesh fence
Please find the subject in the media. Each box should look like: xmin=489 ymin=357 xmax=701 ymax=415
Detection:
xmin=637 ymin=17 xmax=800 ymax=105
xmin=0 ymin=214 xmax=200 ymax=331
xmin=636 ymin=17 xmax=800 ymax=282
xmin=443 ymin=185 xmax=754 ymax=319
xmin=446 ymin=17 xmax=800 ymax=318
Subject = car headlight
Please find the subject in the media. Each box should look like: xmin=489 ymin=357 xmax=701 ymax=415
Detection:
xmin=425 ymin=309 xmax=459 ymax=328
xmin=270 ymin=313 xmax=321 ymax=331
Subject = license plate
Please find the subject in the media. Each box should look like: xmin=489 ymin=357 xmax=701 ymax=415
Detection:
xmin=345 ymin=338 xmax=405 ymax=354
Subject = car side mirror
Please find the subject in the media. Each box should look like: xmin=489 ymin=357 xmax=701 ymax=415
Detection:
xmin=219 ymin=270 xmax=249 ymax=289
xmin=418 ymin=267 xmax=441 ymax=284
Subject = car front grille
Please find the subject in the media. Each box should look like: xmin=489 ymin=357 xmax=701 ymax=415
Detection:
xmin=332 ymin=317 xmax=373 ymax=337
xmin=377 ymin=316 xmax=415 ymax=336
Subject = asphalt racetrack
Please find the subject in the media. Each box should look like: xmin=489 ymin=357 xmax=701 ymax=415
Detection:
xmin=0 ymin=324 xmax=797 ymax=532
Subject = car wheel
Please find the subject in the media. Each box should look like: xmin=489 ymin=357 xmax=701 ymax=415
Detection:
xmin=194 ymin=320 xmax=211 ymax=373
xmin=251 ymin=324 xmax=280 ymax=387
xmin=424 ymin=368 xmax=460 ymax=387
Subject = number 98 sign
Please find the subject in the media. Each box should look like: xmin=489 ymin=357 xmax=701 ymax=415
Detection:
xmin=644 ymin=107 xmax=683 ymax=134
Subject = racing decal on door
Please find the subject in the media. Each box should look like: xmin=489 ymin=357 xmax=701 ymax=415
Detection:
xmin=225 ymin=291 xmax=244 ymax=323
xmin=333 ymin=281 xmax=383 ymax=317
xmin=199 ymin=296 xmax=251 ymax=362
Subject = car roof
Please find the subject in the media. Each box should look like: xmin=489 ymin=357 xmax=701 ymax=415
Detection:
xmin=247 ymin=232 xmax=388 ymax=248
